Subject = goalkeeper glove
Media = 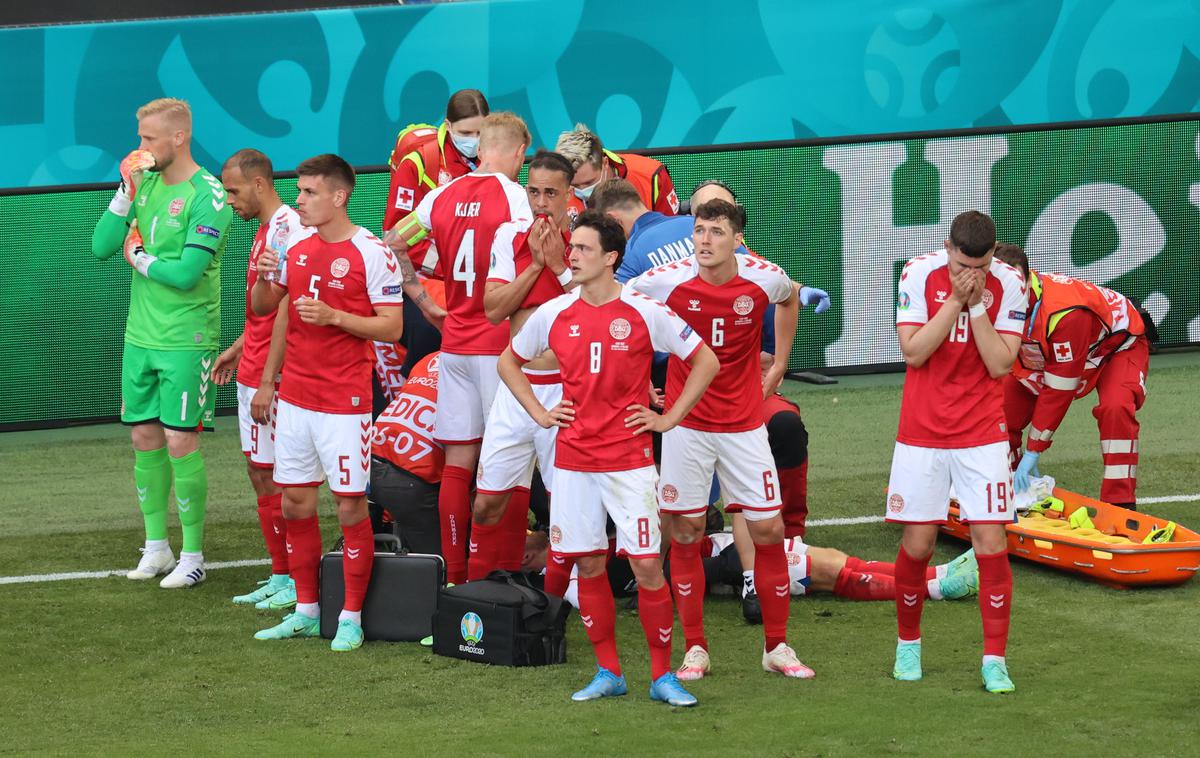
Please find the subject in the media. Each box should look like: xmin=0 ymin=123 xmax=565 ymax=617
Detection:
xmin=123 ymin=223 xmax=156 ymax=277
xmin=799 ymin=285 xmax=831 ymax=314
xmin=1013 ymin=450 xmax=1041 ymax=494
xmin=110 ymin=149 xmax=156 ymax=215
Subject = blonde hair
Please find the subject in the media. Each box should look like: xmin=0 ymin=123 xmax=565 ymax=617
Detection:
xmin=136 ymin=98 xmax=192 ymax=131
xmin=479 ymin=111 xmax=531 ymax=152
xmin=555 ymin=123 xmax=604 ymax=170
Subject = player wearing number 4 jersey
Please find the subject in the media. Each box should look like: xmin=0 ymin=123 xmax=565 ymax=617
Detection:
xmin=90 ymin=98 xmax=233 ymax=590
xmin=501 ymin=211 xmax=719 ymax=706
xmin=249 ymin=154 xmax=404 ymax=652
xmin=889 ymin=211 xmax=1025 ymax=693
xmin=629 ymin=198 xmax=812 ymax=681
xmin=386 ymin=112 xmax=533 ymax=584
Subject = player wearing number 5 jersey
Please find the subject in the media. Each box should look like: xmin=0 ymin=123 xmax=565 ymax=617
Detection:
xmin=90 ymin=98 xmax=233 ymax=590
xmin=629 ymin=198 xmax=811 ymax=682
xmin=249 ymin=154 xmax=404 ymax=652
xmin=888 ymin=211 xmax=1025 ymax=693
xmin=501 ymin=210 xmax=719 ymax=707
xmin=386 ymin=112 xmax=533 ymax=584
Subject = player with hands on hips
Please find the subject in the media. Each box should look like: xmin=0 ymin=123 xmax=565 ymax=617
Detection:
xmin=500 ymin=210 xmax=719 ymax=707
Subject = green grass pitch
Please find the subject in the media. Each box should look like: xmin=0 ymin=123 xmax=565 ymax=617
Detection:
xmin=2 ymin=352 xmax=1198 ymax=756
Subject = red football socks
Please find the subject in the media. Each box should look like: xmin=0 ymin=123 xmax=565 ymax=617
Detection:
xmin=577 ymin=574 xmax=621 ymax=675
xmin=894 ymin=546 xmax=930 ymax=641
xmin=778 ymin=461 xmax=809 ymax=538
xmin=256 ymin=493 xmax=288 ymax=574
xmin=340 ymin=516 xmax=375 ymax=613
xmin=284 ymin=514 xmax=322 ymax=605
xmin=637 ymin=582 xmax=675 ymax=679
xmin=467 ymin=520 xmax=502 ymax=581
xmin=497 ymin=487 xmax=531 ymax=571
xmin=439 ymin=465 xmax=472 ymax=584
xmin=754 ymin=541 xmax=790 ymax=651
xmin=976 ymin=549 xmax=1013 ymax=656
xmin=833 ymin=565 xmax=897 ymax=601
xmin=844 ymin=555 xmax=936 ymax=580
xmin=669 ymin=539 xmax=707 ymax=651
xmin=544 ymin=549 xmax=574 ymax=597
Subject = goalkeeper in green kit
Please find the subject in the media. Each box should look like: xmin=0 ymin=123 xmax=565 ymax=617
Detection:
xmin=91 ymin=98 xmax=233 ymax=588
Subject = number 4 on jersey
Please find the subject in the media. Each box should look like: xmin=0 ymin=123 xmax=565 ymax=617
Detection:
xmin=453 ymin=229 xmax=476 ymax=297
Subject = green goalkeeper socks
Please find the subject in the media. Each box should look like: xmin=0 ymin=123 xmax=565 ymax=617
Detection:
xmin=170 ymin=450 xmax=208 ymax=553
xmin=133 ymin=447 xmax=171 ymax=542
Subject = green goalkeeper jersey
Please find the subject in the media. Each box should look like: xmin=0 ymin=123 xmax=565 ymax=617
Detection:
xmin=126 ymin=168 xmax=232 ymax=351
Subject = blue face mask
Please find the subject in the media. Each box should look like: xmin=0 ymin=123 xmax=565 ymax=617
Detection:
xmin=450 ymin=131 xmax=479 ymax=159
xmin=573 ymin=179 xmax=599 ymax=201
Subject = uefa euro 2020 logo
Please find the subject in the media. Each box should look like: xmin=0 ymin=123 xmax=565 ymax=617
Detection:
xmin=460 ymin=612 xmax=484 ymax=645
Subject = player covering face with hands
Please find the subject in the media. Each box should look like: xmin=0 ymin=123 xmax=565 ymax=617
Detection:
xmin=499 ymin=211 xmax=719 ymax=707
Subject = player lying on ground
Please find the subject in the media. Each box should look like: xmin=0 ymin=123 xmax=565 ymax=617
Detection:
xmin=522 ymin=527 xmax=980 ymax=606
xmin=500 ymin=210 xmax=719 ymax=707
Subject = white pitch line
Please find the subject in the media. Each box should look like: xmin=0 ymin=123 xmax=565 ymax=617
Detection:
xmin=3 ymin=494 xmax=1199 ymax=586
xmin=0 ymin=558 xmax=268 ymax=586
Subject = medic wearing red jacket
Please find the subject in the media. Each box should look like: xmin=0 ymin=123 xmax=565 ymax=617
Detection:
xmin=555 ymin=123 xmax=679 ymax=221
xmin=993 ymin=244 xmax=1149 ymax=508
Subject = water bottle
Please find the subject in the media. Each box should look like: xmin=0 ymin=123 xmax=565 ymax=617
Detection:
xmin=266 ymin=217 xmax=290 ymax=283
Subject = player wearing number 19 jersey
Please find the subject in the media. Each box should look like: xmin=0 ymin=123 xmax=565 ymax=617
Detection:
xmin=629 ymin=199 xmax=812 ymax=681
xmin=888 ymin=210 xmax=1025 ymax=693
xmin=391 ymin=113 xmax=533 ymax=583
xmin=500 ymin=210 xmax=718 ymax=707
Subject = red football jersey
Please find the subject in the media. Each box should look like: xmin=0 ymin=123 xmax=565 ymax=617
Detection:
xmin=511 ymin=287 xmax=703 ymax=472
xmin=895 ymin=249 xmax=1026 ymax=448
xmin=415 ymin=172 xmax=532 ymax=355
xmin=372 ymin=351 xmax=444 ymax=483
xmin=275 ymin=226 xmax=404 ymax=414
xmin=630 ymin=255 xmax=794 ymax=432
xmin=486 ymin=225 xmax=573 ymax=310
xmin=238 ymin=204 xmax=302 ymax=389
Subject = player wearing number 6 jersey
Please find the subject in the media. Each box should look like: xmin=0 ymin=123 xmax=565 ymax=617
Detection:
xmin=385 ymin=112 xmax=533 ymax=584
xmin=629 ymin=199 xmax=811 ymax=682
xmin=249 ymin=154 xmax=404 ymax=652
xmin=501 ymin=211 xmax=719 ymax=707
xmin=90 ymin=98 xmax=233 ymax=589
xmin=888 ymin=211 xmax=1025 ymax=693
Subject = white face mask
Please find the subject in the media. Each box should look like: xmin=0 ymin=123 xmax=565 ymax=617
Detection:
xmin=573 ymin=179 xmax=599 ymax=201
xmin=450 ymin=132 xmax=479 ymax=159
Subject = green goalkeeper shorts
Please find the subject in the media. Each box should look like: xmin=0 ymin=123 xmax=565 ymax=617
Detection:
xmin=121 ymin=343 xmax=216 ymax=431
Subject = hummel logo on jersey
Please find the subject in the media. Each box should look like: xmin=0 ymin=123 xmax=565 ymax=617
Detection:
xmin=346 ymin=547 xmax=361 ymax=560
xmin=902 ymin=592 xmax=919 ymax=607
xmin=688 ymin=299 xmax=701 ymax=311
xmin=989 ymin=594 xmax=1006 ymax=608
xmin=568 ymin=324 xmax=580 ymax=337
xmin=136 ymin=486 xmax=148 ymax=503
xmin=934 ymin=290 xmax=948 ymax=303
xmin=581 ymin=614 xmax=594 ymax=628
xmin=177 ymin=497 xmax=192 ymax=513
xmin=658 ymin=627 xmax=672 ymax=644
xmin=297 ymin=254 xmax=308 ymax=266
xmin=676 ymin=582 xmax=693 ymax=597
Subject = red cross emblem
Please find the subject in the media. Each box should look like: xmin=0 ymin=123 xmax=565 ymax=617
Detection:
xmin=1052 ymin=342 xmax=1073 ymax=362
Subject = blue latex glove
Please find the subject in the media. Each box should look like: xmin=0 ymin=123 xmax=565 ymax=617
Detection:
xmin=799 ymin=285 xmax=831 ymax=314
xmin=1013 ymin=451 xmax=1041 ymax=494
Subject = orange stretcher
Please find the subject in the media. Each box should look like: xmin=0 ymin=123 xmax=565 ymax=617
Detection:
xmin=941 ymin=488 xmax=1200 ymax=588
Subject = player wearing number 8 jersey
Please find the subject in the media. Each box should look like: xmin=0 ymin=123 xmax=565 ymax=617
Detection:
xmin=629 ymin=199 xmax=811 ymax=682
xmin=249 ymin=154 xmax=404 ymax=652
xmin=888 ymin=210 xmax=1025 ymax=694
xmin=387 ymin=112 xmax=533 ymax=584
xmin=501 ymin=210 xmax=719 ymax=706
